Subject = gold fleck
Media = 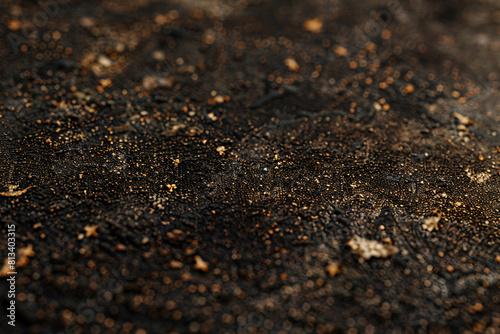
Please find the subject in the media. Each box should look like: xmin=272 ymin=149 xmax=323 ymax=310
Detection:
xmin=303 ymin=18 xmax=323 ymax=33
xmin=423 ymin=215 xmax=441 ymax=232
xmin=216 ymin=146 xmax=226 ymax=155
xmin=193 ymin=255 xmax=209 ymax=272
xmin=115 ymin=243 xmax=127 ymax=251
xmin=83 ymin=225 xmax=99 ymax=238
xmin=453 ymin=112 xmax=473 ymax=125
xmin=333 ymin=45 xmax=348 ymax=57
xmin=284 ymin=58 xmax=300 ymax=71
xmin=170 ymin=260 xmax=183 ymax=269
xmin=0 ymin=185 xmax=34 ymax=197
xmin=326 ymin=262 xmax=340 ymax=278
xmin=17 ymin=245 xmax=35 ymax=268
xmin=166 ymin=184 xmax=177 ymax=192
xmin=347 ymin=236 xmax=399 ymax=260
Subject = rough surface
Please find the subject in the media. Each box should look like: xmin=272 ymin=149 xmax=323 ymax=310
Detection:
xmin=1 ymin=0 xmax=500 ymax=333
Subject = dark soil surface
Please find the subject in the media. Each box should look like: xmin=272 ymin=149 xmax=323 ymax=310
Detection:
xmin=1 ymin=0 xmax=500 ymax=333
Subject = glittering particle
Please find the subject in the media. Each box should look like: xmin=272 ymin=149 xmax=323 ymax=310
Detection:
xmin=83 ymin=225 xmax=99 ymax=238
xmin=347 ymin=236 xmax=399 ymax=260
xmin=423 ymin=215 xmax=441 ymax=232
xmin=303 ymin=18 xmax=323 ymax=33
xmin=17 ymin=245 xmax=35 ymax=268
xmin=326 ymin=262 xmax=340 ymax=277
xmin=170 ymin=260 xmax=184 ymax=269
xmin=165 ymin=184 xmax=177 ymax=192
xmin=453 ymin=112 xmax=474 ymax=125
xmin=1 ymin=245 xmax=35 ymax=277
xmin=0 ymin=185 xmax=34 ymax=197
xmin=216 ymin=146 xmax=226 ymax=155
xmin=193 ymin=255 xmax=209 ymax=272
xmin=284 ymin=58 xmax=300 ymax=71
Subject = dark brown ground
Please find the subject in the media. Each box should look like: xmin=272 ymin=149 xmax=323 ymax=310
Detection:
xmin=1 ymin=0 xmax=500 ymax=333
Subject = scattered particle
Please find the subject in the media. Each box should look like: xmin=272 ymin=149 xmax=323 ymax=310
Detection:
xmin=98 ymin=55 xmax=112 ymax=68
xmin=453 ymin=112 xmax=473 ymax=125
xmin=0 ymin=185 xmax=34 ymax=197
xmin=0 ymin=245 xmax=35 ymax=277
xmin=152 ymin=50 xmax=166 ymax=61
xmin=284 ymin=58 xmax=300 ymax=71
xmin=17 ymin=245 xmax=35 ymax=268
xmin=404 ymin=84 xmax=414 ymax=94
xmin=83 ymin=225 xmax=99 ymax=238
xmin=165 ymin=184 xmax=177 ymax=192
xmin=365 ymin=42 xmax=377 ymax=52
xmin=466 ymin=169 xmax=490 ymax=183
xmin=0 ymin=259 xmax=11 ymax=278
xmin=99 ymin=78 xmax=112 ymax=88
xmin=170 ymin=260 xmax=183 ymax=269
xmin=185 ymin=248 xmax=196 ymax=256
xmin=303 ymin=18 xmax=323 ymax=33
xmin=163 ymin=124 xmax=186 ymax=137
xmin=8 ymin=20 xmax=22 ymax=31
xmin=114 ymin=243 xmax=127 ymax=252
xmin=475 ymin=303 xmax=483 ymax=313
xmin=203 ymin=31 xmax=216 ymax=45
xmin=423 ymin=215 xmax=441 ymax=232
xmin=347 ymin=236 xmax=399 ymax=260
xmin=216 ymin=146 xmax=226 ymax=155
xmin=207 ymin=112 xmax=218 ymax=121
xmin=115 ymin=43 xmax=125 ymax=53
xmin=333 ymin=45 xmax=348 ymax=57
xmin=143 ymin=74 xmax=174 ymax=90
xmin=326 ymin=262 xmax=340 ymax=278
xmin=469 ymin=303 xmax=484 ymax=314
xmin=193 ymin=255 xmax=209 ymax=272
xmin=208 ymin=95 xmax=225 ymax=104
xmin=79 ymin=17 xmax=95 ymax=28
